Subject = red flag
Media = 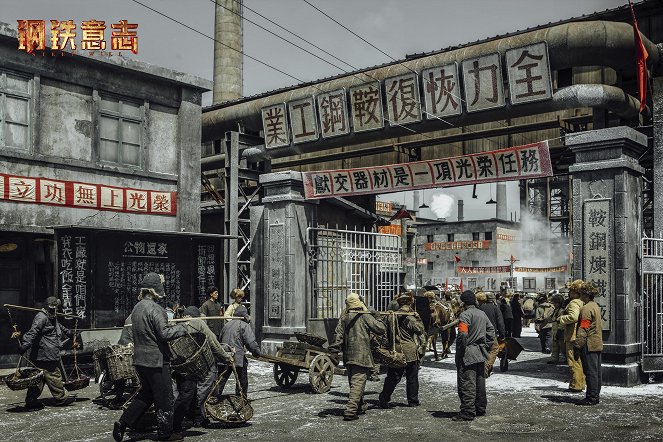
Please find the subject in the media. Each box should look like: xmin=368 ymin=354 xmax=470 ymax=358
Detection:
xmin=629 ymin=0 xmax=649 ymax=112
xmin=459 ymin=278 xmax=464 ymax=291
xmin=454 ymin=255 xmax=461 ymax=263
xmin=389 ymin=208 xmax=413 ymax=222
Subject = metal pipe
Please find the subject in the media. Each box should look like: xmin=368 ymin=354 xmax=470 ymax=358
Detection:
xmin=203 ymin=20 xmax=660 ymax=139
xmin=217 ymin=84 xmax=645 ymax=163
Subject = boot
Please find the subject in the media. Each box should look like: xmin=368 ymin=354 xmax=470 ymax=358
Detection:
xmin=112 ymin=421 xmax=126 ymax=442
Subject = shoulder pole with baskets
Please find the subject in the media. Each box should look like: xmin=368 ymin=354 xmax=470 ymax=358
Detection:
xmin=4 ymin=308 xmax=44 ymax=391
xmin=63 ymin=318 xmax=90 ymax=391
xmin=168 ymin=322 xmax=216 ymax=381
xmin=204 ymin=363 xmax=254 ymax=424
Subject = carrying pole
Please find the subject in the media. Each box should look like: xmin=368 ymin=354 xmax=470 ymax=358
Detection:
xmin=4 ymin=303 xmax=81 ymax=319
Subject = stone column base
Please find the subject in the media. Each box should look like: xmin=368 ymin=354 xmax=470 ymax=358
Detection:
xmin=602 ymin=362 xmax=643 ymax=387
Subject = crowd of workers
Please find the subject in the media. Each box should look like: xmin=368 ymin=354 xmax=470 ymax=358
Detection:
xmin=11 ymin=272 xmax=604 ymax=439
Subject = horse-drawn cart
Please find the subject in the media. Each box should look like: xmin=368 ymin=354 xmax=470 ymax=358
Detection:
xmin=252 ymin=332 xmax=341 ymax=394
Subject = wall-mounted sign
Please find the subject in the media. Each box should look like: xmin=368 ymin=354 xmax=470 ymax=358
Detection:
xmin=583 ymin=198 xmax=612 ymax=330
xmin=458 ymin=265 xmax=510 ymax=274
xmin=0 ymin=173 xmax=176 ymax=215
xmin=260 ymin=42 xmax=553 ymax=147
xmin=375 ymin=201 xmax=394 ymax=213
xmin=425 ymin=240 xmax=490 ymax=251
xmin=514 ymin=265 xmax=568 ymax=273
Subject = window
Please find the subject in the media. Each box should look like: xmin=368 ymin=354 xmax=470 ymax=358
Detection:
xmin=523 ymin=277 xmax=537 ymax=290
xmin=427 ymin=234 xmax=434 ymax=243
xmin=447 ymin=233 xmax=454 ymax=242
xmin=472 ymin=260 xmax=479 ymax=267
xmin=472 ymin=232 xmax=480 ymax=241
xmin=545 ymin=278 xmax=556 ymax=290
xmin=0 ymin=71 xmax=31 ymax=152
xmin=485 ymin=231 xmax=493 ymax=240
xmin=99 ymin=94 xmax=143 ymax=167
xmin=427 ymin=262 xmax=434 ymax=271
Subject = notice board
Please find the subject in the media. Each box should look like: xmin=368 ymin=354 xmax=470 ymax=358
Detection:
xmin=55 ymin=227 xmax=224 ymax=328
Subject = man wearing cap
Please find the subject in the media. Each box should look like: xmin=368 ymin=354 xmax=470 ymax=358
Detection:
xmin=113 ymin=273 xmax=187 ymax=442
xmin=574 ymin=282 xmax=603 ymax=406
xmin=477 ymin=291 xmax=504 ymax=378
xmin=453 ymin=290 xmax=495 ymax=422
xmin=18 ymin=296 xmax=77 ymax=409
xmin=200 ymin=286 xmax=224 ymax=337
xmin=378 ymin=292 xmax=425 ymax=408
xmin=172 ymin=306 xmax=234 ymax=433
xmin=329 ymin=293 xmax=386 ymax=421
xmin=217 ymin=305 xmax=261 ymax=398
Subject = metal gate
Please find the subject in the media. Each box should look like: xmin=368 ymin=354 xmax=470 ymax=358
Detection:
xmin=641 ymin=237 xmax=663 ymax=372
xmin=307 ymin=227 xmax=402 ymax=319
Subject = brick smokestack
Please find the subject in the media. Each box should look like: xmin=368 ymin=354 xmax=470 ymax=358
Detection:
xmin=496 ymin=182 xmax=507 ymax=220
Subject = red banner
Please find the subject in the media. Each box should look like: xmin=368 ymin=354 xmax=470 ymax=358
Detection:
xmin=302 ymin=141 xmax=551 ymax=199
xmin=457 ymin=266 xmax=511 ymax=274
xmin=425 ymin=240 xmax=490 ymax=251
xmin=515 ymin=265 xmax=567 ymax=273
xmin=0 ymin=173 xmax=176 ymax=216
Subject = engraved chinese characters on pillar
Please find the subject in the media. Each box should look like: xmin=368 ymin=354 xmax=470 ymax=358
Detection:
xmin=583 ymin=198 xmax=611 ymax=330
xmin=385 ymin=73 xmax=422 ymax=125
xmin=288 ymin=97 xmax=318 ymax=144
xmin=317 ymin=89 xmax=350 ymax=138
xmin=422 ymin=63 xmax=462 ymax=118
xmin=506 ymin=42 xmax=552 ymax=105
xmin=461 ymin=53 xmax=505 ymax=112
xmin=349 ymin=82 xmax=383 ymax=132
xmin=268 ymin=223 xmax=285 ymax=319
xmin=262 ymin=103 xmax=290 ymax=148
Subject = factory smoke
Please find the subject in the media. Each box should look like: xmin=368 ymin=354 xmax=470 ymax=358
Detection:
xmin=429 ymin=193 xmax=455 ymax=219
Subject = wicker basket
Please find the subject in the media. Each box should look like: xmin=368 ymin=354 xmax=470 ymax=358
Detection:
xmin=372 ymin=347 xmax=407 ymax=368
xmin=205 ymin=394 xmax=253 ymax=424
xmin=294 ymin=332 xmax=327 ymax=347
xmin=5 ymin=368 xmax=43 ymax=391
xmin=64 ymin=375 xmax=90 ymax=391
xmin=169 ymin=333 xmax=215 ymax=381
xmin=105 ymin=344 xmax=136 ymax=382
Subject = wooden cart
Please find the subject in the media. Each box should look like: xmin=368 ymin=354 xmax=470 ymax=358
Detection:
xmin=253 ymin=341 xmax=341 ymax=394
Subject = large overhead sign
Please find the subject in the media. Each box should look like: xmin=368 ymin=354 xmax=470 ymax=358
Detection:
xmin=262 ymin=42 xmax=552 ymax=148
xmin=302 ymin=141 xmax=551 ymax=199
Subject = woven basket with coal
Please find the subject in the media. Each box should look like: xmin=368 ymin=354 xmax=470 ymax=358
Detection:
xmin=169 ymin=333 xmax=215 ymax=381
xmin=5 ymin=367 xmax=43 ymax=391
xmin=294 ymin=332 xmax=327 ymax=348
xmin=205 ymin=394 xmax=253 ymax=424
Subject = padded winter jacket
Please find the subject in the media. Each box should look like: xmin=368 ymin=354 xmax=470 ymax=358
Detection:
xmin=131 ymin=298 xmax=186 ymax=367
xmin=329 ymin=309 xmax=386 ymax=368
xmin=21 ymin=310 xmax=72 ymax=362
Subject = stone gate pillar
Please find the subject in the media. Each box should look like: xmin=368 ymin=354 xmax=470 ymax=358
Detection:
xmin=568 ymin=126 xmax=646 ymax=387
xmin=251 ymin=171 xmax=318 ymax=354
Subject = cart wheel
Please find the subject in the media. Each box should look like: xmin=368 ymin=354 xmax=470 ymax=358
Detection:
xmin=309 ymin=354 xmax=334 ymax=394
xmin=273 ymin=363 xmax=298 ymax=388
xmin=500 ymin=355 xmax=509 ymax=372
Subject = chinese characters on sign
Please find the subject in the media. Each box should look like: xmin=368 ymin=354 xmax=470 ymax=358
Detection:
xmin=425 ymin=240 xmax=490 ymax=251
xmin=18 ymin=19 xmax=138 ymax=55
xmin=57 ymin=234 xmax=90 ymax=322
xmin=0 ymin=173 xmax=177 ymax=215
xmin=268 ymin=223 xmax=285 ymax=319
xmin=303 ymin=141 xmax=552 ymax=199
xmin=260 ymin=43 xmax=552 ymax=148
xmin=456 ymin=264 xmax=568 ymax=274
xmin=583 ymin=198 xmax=611 ymax=330
xmin=377 ymin=224 xmax=402 ymax=236
xmin=196 ymin=244 xmax=217 ymax=306
xmin=514 ymin=265 xmax=568 ymax=273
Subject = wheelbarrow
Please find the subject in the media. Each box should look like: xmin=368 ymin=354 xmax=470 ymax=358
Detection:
xmin=497 ymin=337 xmax=524 ymax=372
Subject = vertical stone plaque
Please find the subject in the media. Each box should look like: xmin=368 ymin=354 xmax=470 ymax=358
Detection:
xmin=583 ymin=198 xmax=612 ymax=330
xmin=268 ymin=222 xmax=285 ymax=319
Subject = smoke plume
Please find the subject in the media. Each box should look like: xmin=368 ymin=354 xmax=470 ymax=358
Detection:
xmin=430 ymin=193 xmax=455 ymax=219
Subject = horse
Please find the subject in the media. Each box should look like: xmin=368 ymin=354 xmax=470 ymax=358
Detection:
xmin=420 ymin=292 xmax=460 ymax=360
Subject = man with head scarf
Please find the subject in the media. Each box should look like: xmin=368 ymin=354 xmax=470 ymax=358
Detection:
xmin=534 ymin=294 xmax=554 ymax=353
xmin=18 ymin=296 xmax=77 ymax=409
xmin=113 ymin=273 xmax=187 ymax=442
xmin=223 ymin=288 xmax=246 ymax=319
xmin=217 ymin=305 xmax=261 ymax=398
xmin=452 ymin=290 xmax=495 ymax=421
xmin=172 ymin=306 xmax=234 ymax=434
xmin=329 ymin=293 xmax=386 ymax=421
xmin=378 ymin=292 xmax=425 ymax=408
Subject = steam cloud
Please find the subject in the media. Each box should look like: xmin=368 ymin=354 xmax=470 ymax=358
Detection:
xmin=430 ymin=193 xmax=455 ymax=219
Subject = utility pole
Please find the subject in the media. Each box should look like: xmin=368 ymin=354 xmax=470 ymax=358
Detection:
xmin=504 ymin=255 xmax=519 ymax=288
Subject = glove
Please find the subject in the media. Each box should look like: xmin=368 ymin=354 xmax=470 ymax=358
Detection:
xmin=10 ymin=331 xmax=21 ymax=339
xmin=225 ymin=356 xmax=235 ymax=365
xmin=251 ymin=349 xmax=261 ymax=358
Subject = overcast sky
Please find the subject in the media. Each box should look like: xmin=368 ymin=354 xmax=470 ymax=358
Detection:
xmin=1 ymin=0 xmax=628 ymax=221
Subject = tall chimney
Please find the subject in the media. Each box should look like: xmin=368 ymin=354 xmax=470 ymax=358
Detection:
xmin=496 ymin=182 xmax=507 ymax=220
xmin=457 ymin=200 xmax=464 ymax=222
xmin=213 ymin=0 xmax=243 ymax=104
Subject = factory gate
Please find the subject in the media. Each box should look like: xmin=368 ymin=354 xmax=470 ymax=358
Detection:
xmin=641 ymin=237 xmax=663 ymax=373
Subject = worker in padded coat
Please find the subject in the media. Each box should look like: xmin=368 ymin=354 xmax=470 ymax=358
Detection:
xmin=18 ymin=296 xmax=77 ymax=409
xmin=574 ymin=281 xmax=603 ymax=406
xmin=113 ymin=273 xmax=187 ymax=442
xmin=453 ymin=290 xmax=495 ymax=422
xmin=329 ymin=293 xmax=386 ymax=421
xmin=378 ymin=292 xmax=425 ymax=408
xmin=477 ymin=291 xmax=505 ymax=378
